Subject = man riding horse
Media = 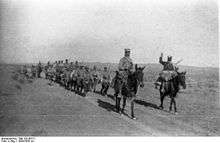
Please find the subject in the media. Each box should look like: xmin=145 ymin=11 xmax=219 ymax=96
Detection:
xmin=113 ymin=49 xmax=145 ymax=119
xmin=113 ymin=48 xmax=133 ymax=112
xmin=154 ymin=53 xmax=177 ymax=89
xmin=155 ymin=53 xmax=186 ymax=113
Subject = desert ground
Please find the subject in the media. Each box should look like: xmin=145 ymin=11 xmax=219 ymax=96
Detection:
xmin=0 ymin=64 xmax=219 ymax=136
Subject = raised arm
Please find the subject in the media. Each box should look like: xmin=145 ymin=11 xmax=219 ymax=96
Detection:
xmin=159 ymin=53 xmax=165 ymax=65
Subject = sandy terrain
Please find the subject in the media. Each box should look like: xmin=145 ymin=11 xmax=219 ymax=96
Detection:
xmin=0 ymin=64 xmax=219 ymax=136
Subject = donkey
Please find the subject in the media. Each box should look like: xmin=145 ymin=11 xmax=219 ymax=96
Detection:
xmin=113 ymin=64 xmax=145 ymax=119
xmin=159 ymin=71 xmax=186 ymax=114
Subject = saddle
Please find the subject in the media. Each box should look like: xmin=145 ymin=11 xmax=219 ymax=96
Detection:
xmin=159 ymin=70 xmax=177 ymax=82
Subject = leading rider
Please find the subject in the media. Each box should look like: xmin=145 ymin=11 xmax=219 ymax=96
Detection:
xmin=113 ymin=48 xmax=134 ymax=113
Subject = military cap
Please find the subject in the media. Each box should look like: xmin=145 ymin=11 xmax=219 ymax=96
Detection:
xmin=124 ymin=48 xmax=131 ymax=52
xmin=167 ymin=56 xmax=172 ymax=61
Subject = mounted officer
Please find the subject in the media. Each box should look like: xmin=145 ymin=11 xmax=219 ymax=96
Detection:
xmin=112 ymin=48 xmax=133 ymax=113
xmin=154 ymin=53 xmax=177 ymax=89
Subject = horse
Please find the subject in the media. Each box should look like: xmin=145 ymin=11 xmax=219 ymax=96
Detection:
xmin=158 ymin=71 xmax=186 ymax=114
xmin=113 ymin=64 xmax=145 ymax=119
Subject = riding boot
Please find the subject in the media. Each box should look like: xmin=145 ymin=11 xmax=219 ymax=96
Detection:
xmin=115 ymin=96 xmax=118 ymax=112
xmin=116 ymin=97 xmax=121 ymax=113
xmin=118 ymin=98 xmax=121 ymax=114
xmin=122 ymin=98 xmax=126 ymax=113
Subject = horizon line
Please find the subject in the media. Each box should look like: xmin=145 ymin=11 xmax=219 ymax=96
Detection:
xmin=0 ymin=61 xmax=219 ymax=69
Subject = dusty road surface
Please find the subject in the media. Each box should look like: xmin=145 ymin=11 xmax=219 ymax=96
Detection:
xmin=0 ymin=64 xmax=219 ymax=136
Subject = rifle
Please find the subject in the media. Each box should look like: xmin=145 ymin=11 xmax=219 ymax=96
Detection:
xmin=174 ymin=59 xmax=183 ymax=65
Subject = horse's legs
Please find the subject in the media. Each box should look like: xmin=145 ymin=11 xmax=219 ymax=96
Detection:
xmin=69 ymin=81 xmax=72 ymax=90
xmin=122 ymin=97 xmax=126 ymax=113
xmin=115 ymin=94 xmax=121 ymax=113
xmin=73 ymin=80 xmax=76 ymax=91
xmin=74 ymin=81 xmax=77 ymax=91
xmin=169 ymin=97 xmax=173 ymax=112
xmin=100 ymin=84 xmax=104 ymax=95
xmin=173 ymin=97 xmax=177 ymax=113
xmin=104 ymin=85 xmax=109 ymax=95
xmin=159 ymin=93 xmax=165 ymax=109
xmin=131 ymin=99 xmax=135 ymax=119
xmin=93 ymin=83 xmax=96 ymax=92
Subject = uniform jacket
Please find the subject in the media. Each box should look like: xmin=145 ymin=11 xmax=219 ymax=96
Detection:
xmin=118 ymin=56 xmax=133 ymax=71
xmin=159 ymin=57 xmax=174 ymax=71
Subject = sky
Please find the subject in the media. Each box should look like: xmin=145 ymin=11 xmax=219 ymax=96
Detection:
xmin=0 ymin=0 xmax=218 ymax=67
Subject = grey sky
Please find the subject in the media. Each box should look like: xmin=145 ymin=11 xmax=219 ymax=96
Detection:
xmin=0 ymin=0 xmax=218 ymax=67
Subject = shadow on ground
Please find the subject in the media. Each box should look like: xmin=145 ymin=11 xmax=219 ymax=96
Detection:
xmin=134 ymin=99 xmax=160 ymax=110
xmin=97 ymin=99 xmax=116 ymax=112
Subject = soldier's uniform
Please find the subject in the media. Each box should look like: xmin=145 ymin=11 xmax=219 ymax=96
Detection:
xmin=31 ymin=65 xmax=36 ymax=78
xmin=155 ymin=55 xmax=177 ymax=89
xmin=36 ymin=62 xmax=42 ymax=78
xmin=117 ymin=49 xmax=133 ymax=83
xmin=159 ymin=56 xmax=175 ymax=71
xmin=64 ymin=59 xmax=70 ymax=71
xmin=118 ymin=56 xmax=133 ymax=71
xmin=83 ymin=67 xmax=92 ymax=79
xmin=100 ymin=67 xmax=111 ymax=95
xmin=77 ymin=66 xmax=85 ymax=81
xmin=83 ymin=67 xmax=93 ymax=92
xmin=91 ymin=68 xmax=100 ymax=80
xmin=111 ymin=49 xmax=133 ymax=87
xmin=114 ymin=49 xmax=133 ymax=113
xmin=69 ymin=62 xmax=75 ymax=71
xmin=102 ymin=69 xmax=111 ymax=82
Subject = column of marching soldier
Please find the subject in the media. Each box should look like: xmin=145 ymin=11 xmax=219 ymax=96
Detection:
xmin=20 ymin=49 xmax=186 ymax=117
xmin=20 ymin=49 xmax=180 ymax=96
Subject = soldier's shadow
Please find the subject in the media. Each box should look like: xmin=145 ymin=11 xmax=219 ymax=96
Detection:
xmin=97 ymin=99 xmax=117 ymax=113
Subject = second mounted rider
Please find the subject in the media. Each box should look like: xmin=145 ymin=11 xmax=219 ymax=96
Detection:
xmin=155 ymin=53 xmax=178 ymax=90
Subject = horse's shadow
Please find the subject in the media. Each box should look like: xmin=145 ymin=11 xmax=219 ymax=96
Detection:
xmin=97 ymin=99 xmax=117 ymax=113
xmin=134 ymin=99 xmax=160 ymax=110
xmin=97 ymin=99 xmax=135 ymax=119
xmin=106 ymin=94 xmax=115 ymax=101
